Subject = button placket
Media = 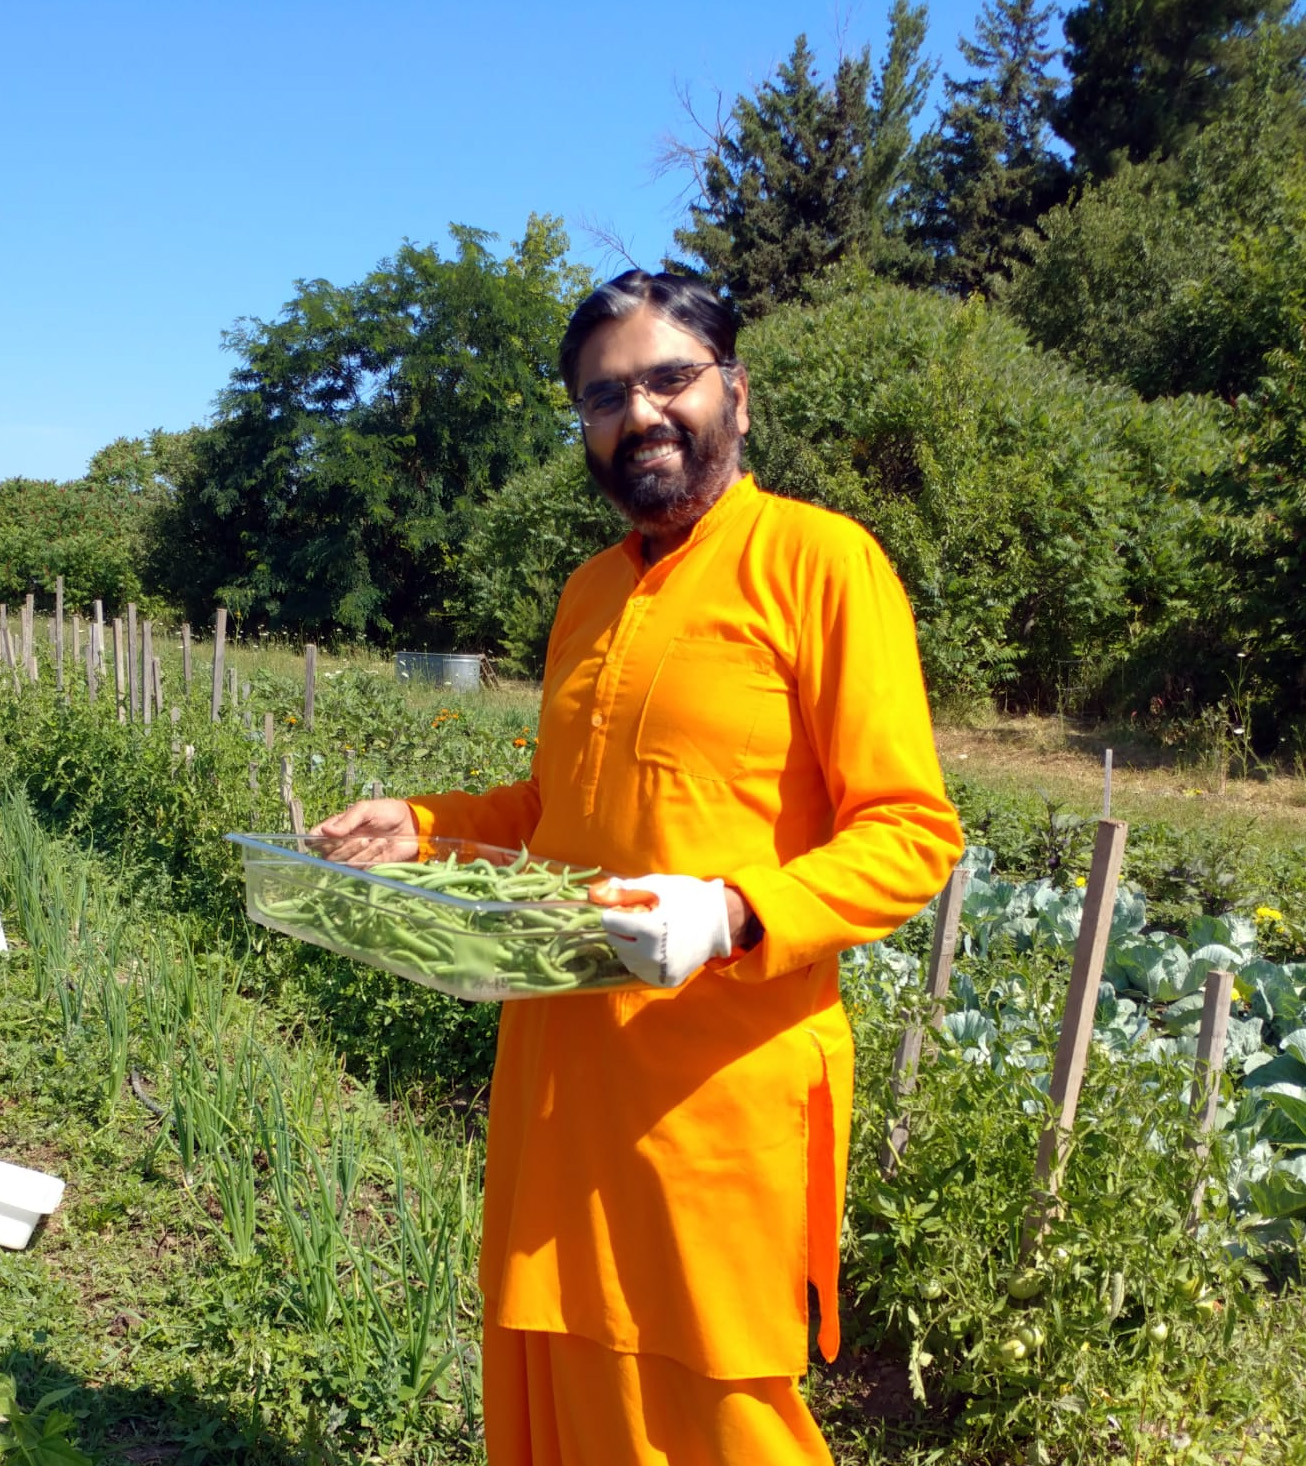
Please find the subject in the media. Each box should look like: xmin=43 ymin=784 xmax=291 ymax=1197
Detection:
xmin=579 ymin=592 xmax=656 ymax=810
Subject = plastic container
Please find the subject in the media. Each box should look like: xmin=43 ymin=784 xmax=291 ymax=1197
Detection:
xmin=0 ymin=1159 xmax=65 ymax=1251
xmin=394 ymin=652 xmax=482 ymax=691
xmin=227 ymin=834 xmax=639 ymax=1001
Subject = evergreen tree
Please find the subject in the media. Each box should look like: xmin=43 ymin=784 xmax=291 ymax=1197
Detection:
xmin=670 ymin=7 xmax=935 ymax=316
xmin=1055 ymin=0 xmax=1306 ymax=178
xmin=913 ymin=0 xmax=1068 ymax=292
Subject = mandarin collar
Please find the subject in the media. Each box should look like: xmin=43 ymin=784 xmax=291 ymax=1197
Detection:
xmin=619 ymin=473 xmax=758 ymax=580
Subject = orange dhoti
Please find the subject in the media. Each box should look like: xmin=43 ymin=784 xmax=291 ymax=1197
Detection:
xmin=483 ymin=1320 xmax=834 ymax=1466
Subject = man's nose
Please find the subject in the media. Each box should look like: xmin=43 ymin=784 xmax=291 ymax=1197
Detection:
xmin=623 ymin=383 xmax=669 ymax=431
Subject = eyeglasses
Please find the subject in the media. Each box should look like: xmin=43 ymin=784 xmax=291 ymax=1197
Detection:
xmin=574 ymin=360 xmax=719 ymax=427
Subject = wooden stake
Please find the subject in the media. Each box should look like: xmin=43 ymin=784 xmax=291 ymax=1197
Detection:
xmin=1186 ymin=968 xmax=1237 ymax=1228
xmin=127 ymin=603 xmax=140 ymax=721
xmin=54 ymin=576 xmax=64 ymax=693
xmin=370 ymin=780 xmax=383 ymax=800
xmin=22 ymin=594 xmax=33 ymax=669
xmin=228 ymin=664 xmax=237 ymax=711
xmin=141 ymin=621 xmax=155 ymax=724
xmin=182 ymin=622 xmax=192 ymax=691
xmin=1022 ymin=819 xmax=1129 ymax=1257
xmin=84 ymin=638 xmax=97 ymax=702
xmin=72 ymin=612 xmax=82 ymax=664
xmin=210 ymin=608 xmax=227 ymax=723
xmin=93 ymin=599 xmax=105 ymax=672
xmin=344 ymin=750 xmax=356 ymax=801
xmin=263 ymin=711 xmax=274 ymax=751
xmin=112 ymin=617 xmax=126 ymax=722
xmin=280 ymin=755 xmax=293 ymax=806
xmin=151 ymin=657 xmax=163 ymax=720
xmin=304 ymin=643 xmax=316 ymax=729
xmin=881 ymin=865 xmax=972 ymax=1175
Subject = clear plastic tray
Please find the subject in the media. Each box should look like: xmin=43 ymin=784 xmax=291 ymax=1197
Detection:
xmin=226 ymin=834 xmax=640 ymax=1002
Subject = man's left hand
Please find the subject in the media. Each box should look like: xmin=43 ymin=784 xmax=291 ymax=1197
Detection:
xmin=591 ymin=874 xmax=739 ymax=987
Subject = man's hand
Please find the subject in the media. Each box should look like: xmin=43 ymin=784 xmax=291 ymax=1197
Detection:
xmin=590 ymin=874 xmax=739 ymax=988
xmin=309 ymin=798 xmax=421 ymax=866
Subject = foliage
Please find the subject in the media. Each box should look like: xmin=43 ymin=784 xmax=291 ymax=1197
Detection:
xmin=740 ymin=269 xmax=1229 ymax=711
xmin=0 ymin=432 xmax=191 ymax=613
xmin=145 ymin=217 xmax=589 ymax=645
xmin=1053 ymin=0 xmax=1306 ymax=178
xmin=909 ymin=0 xmax=1069 ymax=293
xmin=452 ymin=445 xmax=624 ymax=677
xmin=667 ymin=9 xmax=936 ymax=316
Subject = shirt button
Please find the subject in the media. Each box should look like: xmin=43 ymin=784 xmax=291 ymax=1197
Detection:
xmin=591 ymin=711 xmax=603 ymax=728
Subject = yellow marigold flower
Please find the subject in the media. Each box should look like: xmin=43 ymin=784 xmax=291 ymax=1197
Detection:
xmin=1255 ymin=906 xmax=1285 ymax=923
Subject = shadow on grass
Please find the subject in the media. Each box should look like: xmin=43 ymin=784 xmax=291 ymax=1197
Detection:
xmin=1 ymin=1346 xmax=307 ymax=1465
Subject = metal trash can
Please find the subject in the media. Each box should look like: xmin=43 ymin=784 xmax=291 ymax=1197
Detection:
xmin=395 ymin=652 xmax=482 ymax=691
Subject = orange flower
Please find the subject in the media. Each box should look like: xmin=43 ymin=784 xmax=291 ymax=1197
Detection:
xmin=513 ymin=737 xmax=527 ymax=747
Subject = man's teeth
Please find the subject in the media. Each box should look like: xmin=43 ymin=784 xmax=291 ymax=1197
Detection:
xmin=632 ymin=443 xmax=677 ymax=464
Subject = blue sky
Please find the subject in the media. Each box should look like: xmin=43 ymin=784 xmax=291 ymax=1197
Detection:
xmin=2 ymin=1 xmax=1064 ymax=482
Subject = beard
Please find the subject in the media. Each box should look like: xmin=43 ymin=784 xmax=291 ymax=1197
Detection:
xmin=585 ymin=396 xmax=743 ymax=538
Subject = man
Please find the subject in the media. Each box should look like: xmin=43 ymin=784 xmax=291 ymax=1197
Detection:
xmin=315 ymin=271 xmax=963 ymax=1464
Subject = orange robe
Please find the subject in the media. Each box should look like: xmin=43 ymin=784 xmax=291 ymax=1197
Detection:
xmin=409 ymin=474 xmax=962 ymax=1383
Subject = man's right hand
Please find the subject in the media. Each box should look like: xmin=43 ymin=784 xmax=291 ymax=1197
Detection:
xmin=309 ymin=798 xmax=421 ymax=866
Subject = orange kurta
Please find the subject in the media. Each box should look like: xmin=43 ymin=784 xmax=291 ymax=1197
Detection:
xmin=409 ymin=473 xmax=962 ymax=1379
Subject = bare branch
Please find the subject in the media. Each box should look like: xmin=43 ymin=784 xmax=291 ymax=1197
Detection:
xmin=652 ymin=78 xmax=731 ymax=205
xmin=574 ymin=213 xmax=643 ymax=273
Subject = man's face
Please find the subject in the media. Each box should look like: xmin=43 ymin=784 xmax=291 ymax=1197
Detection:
xmin=574 ymin=305 xmax=750 ymax=539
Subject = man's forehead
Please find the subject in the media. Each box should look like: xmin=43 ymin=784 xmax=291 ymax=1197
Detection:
xmin=574 ymin=306 xmax=711 ymax=383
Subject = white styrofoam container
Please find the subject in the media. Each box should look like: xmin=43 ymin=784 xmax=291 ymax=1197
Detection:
xmin=0 ymin=1159 xmax=66 ymax=1250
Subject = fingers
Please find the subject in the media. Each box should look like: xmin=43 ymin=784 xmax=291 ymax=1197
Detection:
xmin=309 ymin=799 xmax=419 ymax=866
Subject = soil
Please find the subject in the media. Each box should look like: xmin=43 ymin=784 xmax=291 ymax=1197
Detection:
xmin=933 ymin=713 xmax=1306 ymax=833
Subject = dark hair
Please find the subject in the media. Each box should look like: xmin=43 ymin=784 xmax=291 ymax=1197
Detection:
xmin=559 ymin=271 xmax=740 ymax=397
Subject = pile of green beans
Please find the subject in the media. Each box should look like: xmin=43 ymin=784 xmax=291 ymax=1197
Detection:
xmin=249 ymin=847 xmax=632 ymax=999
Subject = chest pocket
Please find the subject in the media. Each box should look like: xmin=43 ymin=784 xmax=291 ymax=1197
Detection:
xmin=635 ymin=638 xmax=787 ymax=783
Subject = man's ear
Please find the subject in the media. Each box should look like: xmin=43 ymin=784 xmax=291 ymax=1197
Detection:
xmin=730 ymin=364 xmax=750 ymax=436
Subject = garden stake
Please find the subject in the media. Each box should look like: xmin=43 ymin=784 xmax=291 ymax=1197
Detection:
xmin=84 ymin=638 xmax=97 ymax=703
xmin=1186 ymin=967 xmax=1236 ymax=1231
xmin=72 ymin=612 xmax=81 ymax=664
xmin=151 ymin=657 xmax=163 ymax=721
xmin=127 ymin=602 xmax=140 ymax=720
xmin=305 ymin=642 xmax=316 ymax=729
xmin=54 ymin=575 xmax=64 ymax=693
xmin=1021 ymin=817 xmax=1129 ymax=1258
xmin=264 ymin=711 xmax=274 ymax=750
xmin=181 ymin=621 xmax=192 ymax=690
xmin=93 ymin=598 xmax=104 ymax=672
xmin=112 ymin=616 xmax=126 ymax=722
xmin=142 ymin=620 xmax=155 ymax=725
xmin=211 ymin=608 xmax=227 ymax=723
xmin=881 ymin=863 xmax=971 ymax=1176
xmin=22 ymin=594 xmax=33 ymax=674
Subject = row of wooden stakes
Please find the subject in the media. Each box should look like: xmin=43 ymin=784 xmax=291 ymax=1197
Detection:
xmin=883 ymin=819 xmax=1235 ymax=1252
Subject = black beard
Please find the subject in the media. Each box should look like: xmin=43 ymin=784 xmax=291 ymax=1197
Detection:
xmin=585 ymin=398 xmax=742 ymax=538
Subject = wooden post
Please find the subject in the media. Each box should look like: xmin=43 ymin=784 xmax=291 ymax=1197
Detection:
xmin=72 ymin=612 xmax=82 ymax=664
xmin=304 ymin=643 xmax=316 ymax=730
xmin=1021 ymin=819 xmax=1129 ymax=1257
xmin=881 ymin=865 xmax=972 ymax=1175
xmin=280 ymin=755 xmax=293 ymax=807
xmin=2 ymin=626 xmax=18 ymax=694
xmin=228 ymin=664 xmax=237 ymax=711
xmin=54 ymin=576 xmax=65 ymax=693
xmin=112 ymin=617 xmax=126 ymax=722
xmin=93 ymin=599 xmax=105 ymax=672
xmin=127 ymin=603 xmax=140 ymax=721
xmin=263 ymin=711 xmax=274 ymax=751
xmin=210 ymin=609 xmax=227 ymax=723
xmin=182 ymin=623 xmax=192 ymax=692
xmin=370 ymin=780 xmax=383 ymax=800
xmin=141 ymin=620 xmax=155 ymax=724
xmin=170 ymin=706 xmax=181 ymax=761
xmin=23 ymin=595 xmax=36 ymax=681
xmin=345 ymin=750 xmax=356 ymax=801
xmin=289 ymin=797 xmax=306 ymax=836
xmin=1186 ymin=968 xmax=1237 ymax=1228
xmin=151 ymin=657 xmax=163 ymax=720
xmin=84 ymin=638 xmax=98 ymax=702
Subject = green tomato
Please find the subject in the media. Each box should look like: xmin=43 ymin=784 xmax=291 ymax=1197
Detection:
xmin=1007 ymin=1268 xmax=1045 ymax=1301
xmin=1146 ymin=1319 xmax=1169 ymax=1345
xmin=1017 ymin=1323 xmax=1046 ymax=1350
xmin=918 ymin=1278 xmax=943 ymax=1301
xmin=996 ymin=1337 xmax=1028 ymax=1366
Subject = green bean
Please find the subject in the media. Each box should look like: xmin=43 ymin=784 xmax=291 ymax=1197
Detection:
xmin=249 ymin=852 xmax=630 ymax=999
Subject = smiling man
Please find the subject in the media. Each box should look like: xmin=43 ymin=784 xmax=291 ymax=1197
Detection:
xmin=315 ymin=270 xmax=963 ymax=1464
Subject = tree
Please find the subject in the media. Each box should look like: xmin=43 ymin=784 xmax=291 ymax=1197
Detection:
xmin=668 ymin=7 xmax=935 ymax=316
xmin=147 ymin=217 xmax=589 ymax=642
xmin=1055 ymin=0 xmax=1306 ymax=178
xmin=911 ymin=0 xmax=1069 ymax=292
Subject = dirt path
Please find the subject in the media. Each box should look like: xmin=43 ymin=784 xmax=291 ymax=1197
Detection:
xmin=934 ymin=714 xmax=1306 ymax=837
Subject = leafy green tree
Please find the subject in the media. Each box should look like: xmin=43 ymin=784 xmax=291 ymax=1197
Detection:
xmin=1055 ymin=0 xmax=1306 ymax=177
xmin=148 ymin=217 xmax=589 ymax=643
xmin=1006 ymin=66 xmax=1306 ymax=398
xmin=911 ymin=0 xmax=1069 ymax=292
xmin=669 ymin=7 xmax=935 ymax=315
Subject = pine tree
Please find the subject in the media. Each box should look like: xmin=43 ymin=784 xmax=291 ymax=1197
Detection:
xmin=1055 ymin=0 xmax=1306 ymax=178
xmin=912 ymin=0 xmax=1068 ymax=293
